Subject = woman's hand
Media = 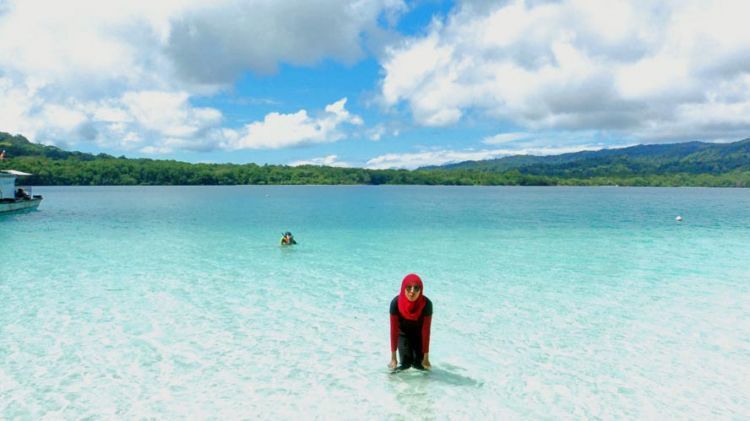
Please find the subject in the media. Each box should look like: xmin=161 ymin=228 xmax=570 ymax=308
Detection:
xmin=389 ymin=352 xmax=398 ymax=370
xmin=388 ymin=358 xmax=398 ymax=370
xmin=421 ymin=354 xmax=431 ymax=370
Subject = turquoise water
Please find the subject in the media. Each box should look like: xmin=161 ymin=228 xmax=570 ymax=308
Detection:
xmin=2 ymin=186 xmax=749 ymax=418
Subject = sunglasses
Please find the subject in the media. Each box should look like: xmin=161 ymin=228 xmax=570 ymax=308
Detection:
xmin=405 ymin=285 xmax=421 ymax=292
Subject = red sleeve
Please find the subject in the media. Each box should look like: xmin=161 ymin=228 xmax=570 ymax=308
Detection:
xmin=421 ymin=315 xmax=432 ymax=354
xmin=390 ymin=314 xmax=400 ymax=352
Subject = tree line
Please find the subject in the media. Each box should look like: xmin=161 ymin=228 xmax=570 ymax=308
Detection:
xmin=2 ymin=155 xmax=749 ymax=187
xmin=2 ymin=132 xmax=749 ymax=187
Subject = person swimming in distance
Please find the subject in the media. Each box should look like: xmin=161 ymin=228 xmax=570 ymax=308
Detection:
xmin=280 ymin=231 xmax=297 ymax=246
xmin=389 ymin=273 xmax=432 ymax=371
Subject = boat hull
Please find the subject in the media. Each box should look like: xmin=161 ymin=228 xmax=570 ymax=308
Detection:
xmin=0 ymin=197 xmax=42 ymax=213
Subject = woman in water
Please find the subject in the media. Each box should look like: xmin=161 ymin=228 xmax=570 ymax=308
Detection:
xmin=389 ymin=273 xmax=432 ymax=371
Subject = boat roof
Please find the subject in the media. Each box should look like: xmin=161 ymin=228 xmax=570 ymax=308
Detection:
xmin=1 ymin=170 xmax=33 ymax=176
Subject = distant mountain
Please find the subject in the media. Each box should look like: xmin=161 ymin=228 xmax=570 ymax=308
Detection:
xmin=425 ymin=139 xmax=750 ymax=177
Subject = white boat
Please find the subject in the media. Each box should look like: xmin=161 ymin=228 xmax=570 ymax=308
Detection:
xmin=0 ymin=170 xmax=43 ymax=213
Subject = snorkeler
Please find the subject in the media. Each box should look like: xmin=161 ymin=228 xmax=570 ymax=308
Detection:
xmin=280 ymin=231 xmax=297 ymax=246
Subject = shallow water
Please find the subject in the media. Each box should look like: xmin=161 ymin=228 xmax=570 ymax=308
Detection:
xmin=1 ymin=186 xmax=749 ymax=418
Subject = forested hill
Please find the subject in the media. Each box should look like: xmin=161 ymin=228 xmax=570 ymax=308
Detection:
xmin=0 ymin=132 xmax=112 ymax=161
xmin=0 ymin=132 xmax=489 ymax=186
xmin=429 ymin=139 xmax=750 ymax=176
xmin=2 ymin=131 xmax=750 ymax=186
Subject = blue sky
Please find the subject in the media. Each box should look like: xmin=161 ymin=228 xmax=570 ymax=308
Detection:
xmin=1 ymin=0 xmax=749 ymax=168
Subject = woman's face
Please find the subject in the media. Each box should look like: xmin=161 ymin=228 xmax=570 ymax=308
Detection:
xmin=404 ymin=283 xmax=421 ymax=302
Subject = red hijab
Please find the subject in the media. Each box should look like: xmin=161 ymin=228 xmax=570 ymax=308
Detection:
xmin=397 ymin=273 xmax=427 ymax=321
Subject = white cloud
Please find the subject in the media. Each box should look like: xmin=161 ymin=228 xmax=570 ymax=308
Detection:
xmin=288 ymin=155 xmax=351 ymax=167
xmin=380 ymin=0 xmax=750 ymax=142
xmin=224 ymin=98 xmax=362 ymax=149
xmin=41 ymin=105 xmax=88 ymax=132
xmin=0 ymin=0 xmax=183 ymax=95
xmin=0 ymin=0 xmax=406 ymax=90
xmin=367 ymin=125 xmax=386 ymax=141
xmin=0 ymin=83 xmax=225 ymax=153
xmin=365 ymin=144 xmax=602 ymax=169
xmin=366 ymin=149 xmax=502 ymax=169
xmin=365 ymin=123 xmax=402 ymax=141
xmin=0 ymin=77 xmax=42 ymax=139
xmin=0 ymin=79 xmax=363 ymax=153
xmin=166 ymin=0 xmax=408 ymax=83
xmin=482 ymin=132 xmax=531 ymax=145
xmin=0 ymin=0 xmax=402 ymax=152
xmin=120 ymin=91 xmax=222 ymax=139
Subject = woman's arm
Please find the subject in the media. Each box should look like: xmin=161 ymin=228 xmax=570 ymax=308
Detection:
xmin=389 ymin=314 xmax=399 ymax=369
xmin=421 ymin=315 xmax=432 ymax=369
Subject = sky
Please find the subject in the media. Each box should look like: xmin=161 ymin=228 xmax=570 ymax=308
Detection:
xmin=1 ymin=0 xmax=750 ymax=169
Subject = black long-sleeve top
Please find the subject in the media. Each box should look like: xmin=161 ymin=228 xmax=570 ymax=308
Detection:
xmin=390 ymin=296 xmax=432 ymax=353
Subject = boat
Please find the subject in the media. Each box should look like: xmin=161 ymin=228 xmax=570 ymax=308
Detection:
xmin=0 ymin=170 xmax=43 ymax=213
